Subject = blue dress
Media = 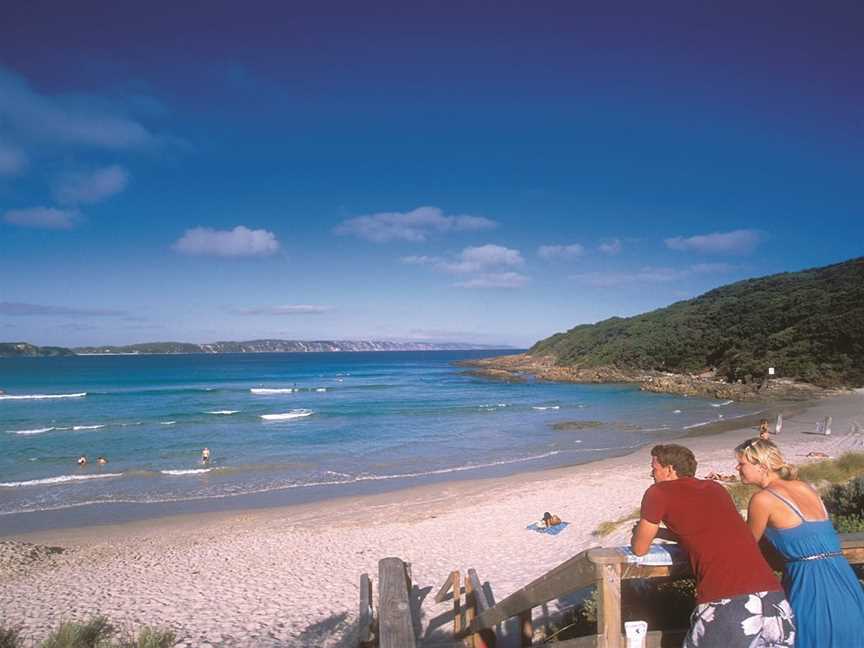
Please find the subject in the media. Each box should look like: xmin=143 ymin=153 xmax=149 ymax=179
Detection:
xmin=763 ymin=488 xmax=864 ymax=648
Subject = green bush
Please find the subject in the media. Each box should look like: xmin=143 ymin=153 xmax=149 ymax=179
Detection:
xmin=832 ymin=514 xmax=864 ymax=533
xmin=823 ymin=475 xmax=864 ymax=517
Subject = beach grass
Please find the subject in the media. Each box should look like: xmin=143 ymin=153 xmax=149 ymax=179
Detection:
xmin=0 ymin=618 xmax=176 ymax=648
xmin=798 ymin=452 xmax=864 ymax=484
xmin=41 ymin=617 xmax=113 ymax=648
xmin=592 ymin=507 xmax=641 ymax=537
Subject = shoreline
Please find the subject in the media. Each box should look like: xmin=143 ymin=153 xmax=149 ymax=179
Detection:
xmin=3 ymin=391 xmax=862 ymax=647
xmin=458 ymin=353 xmax=842 ymax=401
xmin=1 ymin=398 xmax=790 ymax=537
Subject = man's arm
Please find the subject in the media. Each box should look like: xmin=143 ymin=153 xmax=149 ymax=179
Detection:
xmin=630 ymin=518 xmax=660 ymax=556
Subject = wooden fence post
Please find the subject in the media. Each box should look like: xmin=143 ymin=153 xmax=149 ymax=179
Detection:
xmin=597 ymin=562 xmax=622 ymax=648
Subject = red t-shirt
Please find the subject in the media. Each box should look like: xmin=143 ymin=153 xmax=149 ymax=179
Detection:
xmin=641 ymin=477 xmax=781 ymax=603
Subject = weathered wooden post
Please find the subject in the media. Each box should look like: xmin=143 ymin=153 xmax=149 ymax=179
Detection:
xmin=597 ymin=561 xmax=623 ymax=648
xmin=378 ymin=557 xmax=417 ymax=648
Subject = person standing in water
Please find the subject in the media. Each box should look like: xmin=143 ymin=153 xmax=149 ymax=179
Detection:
xmin=201 ymin=447 xmax=211 ymax=464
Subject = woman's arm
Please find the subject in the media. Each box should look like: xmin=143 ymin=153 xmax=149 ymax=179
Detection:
xmin=746 ymin=492 xmax=772 ymax=541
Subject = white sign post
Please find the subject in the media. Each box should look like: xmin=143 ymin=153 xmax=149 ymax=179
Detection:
xmin=768 ymin=367 xmax=775 ymax=376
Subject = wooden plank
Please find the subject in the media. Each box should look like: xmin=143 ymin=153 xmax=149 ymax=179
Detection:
xmin=467 ymin=569 xmax=491 ymax=613
xmin=467 ymin=569 xmax=496 ymax=648
xmin=435 ymin=570 xmax=459 ymax=603
xmin=358 ymin=573 xmax=374 ymax=648
xmin=378 ymin=557 xmax=416 ymax=648
xmin=468 ymin=548 xmax=597 ymax=631
xmin=452 ymin=571 xmax=462 ymax=636
xmin=597 ymin=562 xmax=622 ymax=648
xmin=840 ymin=532 xmax=864 ymax=560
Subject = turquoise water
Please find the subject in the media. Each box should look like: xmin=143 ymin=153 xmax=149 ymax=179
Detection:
xmin=0 ymin=352 xmax=758 ymax=521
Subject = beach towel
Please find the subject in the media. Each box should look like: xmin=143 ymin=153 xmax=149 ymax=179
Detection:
xmin=618 ymin=543 xmax=685 ymax=565
xmin=526 ymin=521 xmax=570 ymax=535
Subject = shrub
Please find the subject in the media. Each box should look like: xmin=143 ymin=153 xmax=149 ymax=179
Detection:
xmin=823 ymin=475 xmax=864 ymax=517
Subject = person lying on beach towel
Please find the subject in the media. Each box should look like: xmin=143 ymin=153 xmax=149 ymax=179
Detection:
xmin=527 ymin=512 xmax=569 ymax=535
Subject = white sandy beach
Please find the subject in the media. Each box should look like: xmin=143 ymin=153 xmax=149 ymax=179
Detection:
xmin=2 ymin=391 xmax=863 ymax=647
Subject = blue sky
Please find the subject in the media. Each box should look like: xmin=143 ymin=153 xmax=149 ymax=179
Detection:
xmin=1 ymin=1 xmax=862 ymax=347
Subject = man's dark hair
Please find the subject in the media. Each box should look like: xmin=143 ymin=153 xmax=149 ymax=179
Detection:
xmin=651 ymin=444 xmax=697 ymax=477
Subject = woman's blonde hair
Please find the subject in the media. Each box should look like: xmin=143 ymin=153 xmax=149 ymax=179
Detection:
xmin=734 ymin=438 xmax=798 ymax=480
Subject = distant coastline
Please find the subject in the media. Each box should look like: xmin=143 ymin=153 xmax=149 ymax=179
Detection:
xmin=0 ymin=340 xmax=515 ymax=358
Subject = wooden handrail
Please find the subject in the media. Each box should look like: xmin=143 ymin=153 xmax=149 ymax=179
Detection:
xmin=463 ymin=533 xmax=864 ymax=640
xmin=461 ymin=548 xmax=597 ymax=633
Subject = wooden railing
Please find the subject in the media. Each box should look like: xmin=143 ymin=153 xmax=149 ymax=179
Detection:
xmin=459 ymin=532 xmax=864 ymax=648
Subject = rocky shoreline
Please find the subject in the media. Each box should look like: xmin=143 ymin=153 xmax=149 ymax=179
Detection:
xmin=457 ymin=353 xmax=837 ymax=401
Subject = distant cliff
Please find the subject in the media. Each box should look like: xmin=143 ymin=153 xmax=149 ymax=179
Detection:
xmin=0 ymin=342 xmax=75 ymax=357
xmin=71 ymin=339 xmax=508 ymax=354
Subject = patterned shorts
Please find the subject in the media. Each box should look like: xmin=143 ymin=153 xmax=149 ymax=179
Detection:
xmin=683 ymin=590 xmax=795 ymax=648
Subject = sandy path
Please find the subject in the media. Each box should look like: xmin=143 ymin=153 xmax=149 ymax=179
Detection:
xmin=2 ymin=391 xmax=862 ymax=647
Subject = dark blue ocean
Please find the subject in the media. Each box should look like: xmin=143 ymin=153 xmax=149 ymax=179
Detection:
xmin=0 ymin=351 xmax=758 ymax=521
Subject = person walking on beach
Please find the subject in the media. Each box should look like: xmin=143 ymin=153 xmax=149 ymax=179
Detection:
xmin=631 ymin=444 xmax=795 ymax=647
xmin=735 ymin=438 xmax=864 ymax=647
xmin=201 ymin=447 xmax=211 ymax=464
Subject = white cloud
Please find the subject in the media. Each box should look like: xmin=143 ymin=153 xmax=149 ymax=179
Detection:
xmin=665 ymin=229 xmax=761 ymax=255
xmin=54 ymin=165 xmax=129 ymax=205
xmin=173 ymin=226 xmax=280 ymax=257
xmin=442 ymin=244 xmax=524 ymax=273
xmin=236 ymin=304 xmax=332 ymax=315
xmin=0 ymin=145 xmax=27 ymax=176
xmin=538 ymin=243 xmax=585 ymax=260
xmin=454 ymin=272 xmax=529 ymax=289
xmin=0 ymin=67 xmax=155 ymax=150
xmin=335 ymin=206 xmax=496 ymax=243
xmin=402 ymin=244 xmax=527 ymax=289
xmin=2 ymin=206 xmax=79 ymax=229
xmin=598 ymin=239 xmax=622 ymax=255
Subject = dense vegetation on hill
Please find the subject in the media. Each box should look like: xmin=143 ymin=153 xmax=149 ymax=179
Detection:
xmin=0 ymin=342 xmax=74 ymax=357
xmin=530 ymin=257 xmax=864 ymax=388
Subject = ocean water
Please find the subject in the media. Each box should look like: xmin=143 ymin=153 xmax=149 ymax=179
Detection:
xmin=0 ymin=351 xmax=759 ymax=521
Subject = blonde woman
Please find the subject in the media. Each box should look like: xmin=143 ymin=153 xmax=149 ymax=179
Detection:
xmin=735 ymin=438 xmax=864 ymax=647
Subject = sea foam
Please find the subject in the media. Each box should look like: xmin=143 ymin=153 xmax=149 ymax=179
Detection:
xmin=73 ymin=424 xmax=105 ymax=431
xmin=7 ymin=427 xmax=55 ymax=435
xmin=0 ymin=473 xmax=123 ymax=488
xmin=250 ymin=388 xmax=296 ymax=394
xmin=161 ymin=468 xmax=213 ymax=476
xmin=260 ymin=409 xmax=314 ymax=421
xmin=206 ymin=410 xmax=239 ymax=415
xmin=0 ymin=392 xmax=87 ymax=401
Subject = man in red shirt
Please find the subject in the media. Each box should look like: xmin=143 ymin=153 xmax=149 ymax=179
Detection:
xmin=631 ymin=444 xmax=795 ymax=647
